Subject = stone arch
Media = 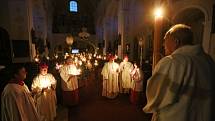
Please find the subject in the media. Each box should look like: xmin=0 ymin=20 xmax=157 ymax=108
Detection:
xmin=0 ymin=27 xmax=11 ymax=64
xmin=72 ymin=37 xmax=98 ymax=53
xmin=172 ymin=5 xmax=209 ymax=21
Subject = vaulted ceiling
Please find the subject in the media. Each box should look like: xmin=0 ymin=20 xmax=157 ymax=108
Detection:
xmin=52 ymin=0 xmax=102 ymax=34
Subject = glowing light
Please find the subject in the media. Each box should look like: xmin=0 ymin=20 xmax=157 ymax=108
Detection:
xmin=115 ymin=55 xmax=118 ymax=59
xmin=46 ymin=56 xmax=50 ymax=60
xmin=54 ymin=54 xmax=58 ymax=59
xmin=34 ymin=57 xmax=39 ymax=62
xmin=77 ymin=68 xmax=81 ymax=74
xmin=89 ymin=56 xmax=92 ymax=60
xmin=86 ymin=61 xmax=92 ymax=69
xmin=64 ymin=53 xmax=69 ymax=59
xmin=79 ymin=60 xmax=83 ymax=66
xmin=74 ymin=57 xmax=78 ymax=63
xmin=82 ymin=57 xmax=86 ymax=62
xmin=40 ymin=79 xmax=51 ymax=89
xmin=68 ymin=65 xmax=81 ymax=75
xmin=56 ymin=63 xmax=63 ymax=70
xmin=110 ymin=64 xmax=119 ymax=73
xmin=154 ymin=7 xmax=163 ymax=18
xmin=103 ymin=56 xmax=106 ymax=60
xmin=66 ymin=36 xmax=74 ymax=45
xmin=94 ymin=60 xmax=98 ymax=66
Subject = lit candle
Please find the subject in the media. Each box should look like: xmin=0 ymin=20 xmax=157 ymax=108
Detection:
xmin=40 ymin=78 xmax=51 ymax=89
xmin=35 ymin=57 xmax=39 ymax=62
xmin=68 ymin=65 xmax=81 ymax=75
xmin=94 ymin=60 xmax=98 ymax=66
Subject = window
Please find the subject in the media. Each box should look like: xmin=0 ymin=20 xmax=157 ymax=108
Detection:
xmin=70 ymin=1 xmax=78 ymax=12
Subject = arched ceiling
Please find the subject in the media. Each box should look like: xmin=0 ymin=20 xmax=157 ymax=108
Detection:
xmin=174 ymin=8 xmax=205 ymax=24
xmin=52 ymin=0 xmax=102 ymax=34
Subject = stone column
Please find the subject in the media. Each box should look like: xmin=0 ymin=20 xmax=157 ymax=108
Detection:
xmin=152 ymin=16 xmax=163 ymax=70
xmin=202 ymin=20 xmax=212 ymax=53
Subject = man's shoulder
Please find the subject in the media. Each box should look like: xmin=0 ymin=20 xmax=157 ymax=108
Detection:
xmin=170 ymin=53 xmax=193 ymax=65
xmin=60 ymin=65 xmax=67 ymax=71
xmin=2 ymin=84 xmax=23 ymax=96
xmin=158 ymin=56 xmax=173 ymax=64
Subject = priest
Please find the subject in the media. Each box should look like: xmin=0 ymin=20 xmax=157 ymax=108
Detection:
xmin=119 ymin=56 xmax=133 ymax=93
xmin=101 ymin=55 xmax=120 ymax=99
xmin=143 ymin=24 xmax=215 ymax=121
xmin=1 ymin=64 xmax=40 ymax=121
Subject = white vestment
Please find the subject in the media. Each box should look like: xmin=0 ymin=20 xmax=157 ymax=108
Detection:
xmin=131 ymin=68 xmax=143 ymax=92
xmin=1 ymin=83 xmax=40 ymax=121
xmin=101 ymin=62 xmax=120 ymax=98
xmin=60 ymin=64 xmax=79 ymax=91
xmin=143 ymin=45 xmax=215 ymax=121
xmin=31 ymin=73 xmax=57 ymax=121
xmin=119 ymin=61 xmax=133 ymax=89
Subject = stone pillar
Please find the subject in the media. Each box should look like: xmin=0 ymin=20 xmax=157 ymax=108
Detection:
xmin=8 ymin=0 xmax=34 ymax=63
xmin=118 ymin=0 xmax=130 ymax=59
xmin=152 ymin=16 xmax=163 ymax=70
xmin=202 ymin=20 xmax=212 ymax=53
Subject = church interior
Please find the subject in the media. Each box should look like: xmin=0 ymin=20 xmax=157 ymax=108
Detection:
xmin=0 ymin=0 xmax=215 ymax=121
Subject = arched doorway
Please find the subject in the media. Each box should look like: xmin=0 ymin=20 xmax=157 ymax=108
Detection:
xmin=173 ymin=8 xmax=205 ymax=45
xmin=0 ymin=27 xmax=11 ymax=65
xmin=71 ymin=38 xmax=97 ymax=54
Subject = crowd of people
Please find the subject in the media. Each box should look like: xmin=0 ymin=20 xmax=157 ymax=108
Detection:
xmin=0 ymin=56 xmax=83 ymax=121
xmin=1 ymin=24 xmax=215 ymax=121
xmin=101 ymin=55 xmax=144 ymax=105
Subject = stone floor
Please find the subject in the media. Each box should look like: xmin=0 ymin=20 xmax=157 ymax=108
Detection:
xmin=55 ymin=68 xmax=152 ymax=121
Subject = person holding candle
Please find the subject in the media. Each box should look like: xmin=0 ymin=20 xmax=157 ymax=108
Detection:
xmin=101 ymin=55 xmax=120 ymax=99
xmin=130 ymin=63 xmax=144 ymax=105
xmin=60 ymin=56 xmax=80 ymax=106
xmin=31 ymin=63 xmax=57 ymax=121
xmin=119 ymin=56 xmax=133 ymax=93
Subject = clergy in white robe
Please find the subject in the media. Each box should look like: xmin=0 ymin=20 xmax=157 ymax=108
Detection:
xmin=31 ymin=64 xmax=57 ymax=121
xmin=143 ymin=24 xmax=215 ymax=121
xmin=130 ymin=63 xmax=144 ymax=105
xmin=1 ymin=65 xmax=40 ymax=121
xmin=101 ymin=57 xmax=120 ymax=99
xmin=60 ymin=57 xmax=81 ymax=106
xmin=119 ymin=56 xmax=133 ymax=93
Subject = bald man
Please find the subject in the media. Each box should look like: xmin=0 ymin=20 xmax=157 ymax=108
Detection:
xmin=143 ymin=24 xmax=215 ymax=121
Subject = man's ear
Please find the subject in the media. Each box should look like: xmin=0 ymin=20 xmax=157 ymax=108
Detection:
xmin=175 ymin=39 xmax=181 ymax=48
xmin=175 ymin=39 xmax=180 ymax=45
